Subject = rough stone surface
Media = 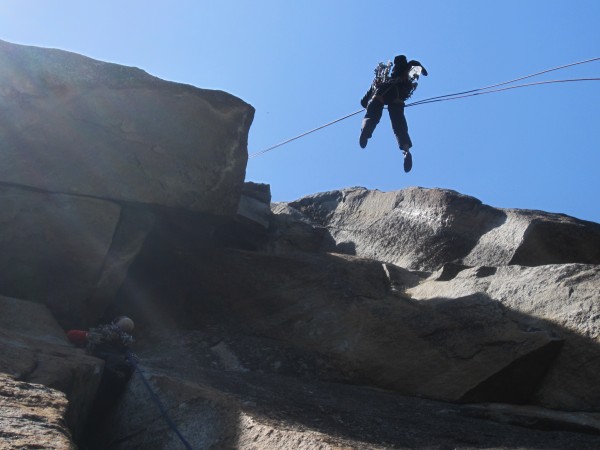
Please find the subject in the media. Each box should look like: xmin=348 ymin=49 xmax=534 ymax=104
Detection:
xmin=0 ymin=39 xmax=255 ymax=327
xmin=0 ymin=373 xmax=76 ymax=450
xmin=88 ymin=357 xmax=600 ymax=450
xmin=84 ymin=205 xmax=156 ymax=326
xmin=408 ymin=263 xmax=600 ymax=411
xmin=124 ymin=246 xmax=566 ymax=405
xmin=0 ymin=39 xmax=254 ymax=214
xmin=460 ymin=403 xmax=600 ymax=435
xmin=0 ymin=186 xmax=121 ymax=326
xmin=283 ymin=186 xmax=600 ymax=271
xmin=0 ymin=295 xmax=103 ymax=439
xmin=236 ymin=182 xmax=272 ymax=229
xmin=267 ymin=202 xmax=333 ymax=253
xmin=2 ymin=39 xmax=600 ymax=448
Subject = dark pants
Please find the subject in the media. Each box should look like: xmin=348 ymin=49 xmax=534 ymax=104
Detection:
xmin=361 ymin=98 xmax=412 ymax=150
xmin=90 ymin=349 xmax=133 ymax=415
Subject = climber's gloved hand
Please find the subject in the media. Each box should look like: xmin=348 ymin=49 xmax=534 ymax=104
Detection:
xmin=408 ymin=60 xmax=428 ymax=76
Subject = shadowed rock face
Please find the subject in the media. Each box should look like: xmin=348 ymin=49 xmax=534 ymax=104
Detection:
xmin=91 ymin=369 xmax=600 ymax=450
xmin=0 ymin=187 xmax=121 ymax=324
xmin=129 ymin=246 xmax=563 ymax=401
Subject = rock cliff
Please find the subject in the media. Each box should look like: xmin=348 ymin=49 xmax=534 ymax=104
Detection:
xmin=0 ymin=373 xmax=76 ymax=449
xmin=1 ymin=41 xmax=599 ymax=449
xmin=281 ymin=186 xmax=600 ymax=270
xmin=0 ymin=38 xmax=254 ymax=329
xmin=270 ymin=187 xmax=600 ymax=410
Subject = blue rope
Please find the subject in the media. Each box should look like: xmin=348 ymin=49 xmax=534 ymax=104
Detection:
xmin=126 ymin=352 xmax=195 ymax=450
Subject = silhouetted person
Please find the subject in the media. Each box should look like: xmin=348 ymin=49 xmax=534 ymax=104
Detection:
xmin=360 ymin=54 xmax=428 ymax=172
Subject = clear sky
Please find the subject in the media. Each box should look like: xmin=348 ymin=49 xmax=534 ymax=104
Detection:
xmin=1 ymin=1 xmax=599 ymax=222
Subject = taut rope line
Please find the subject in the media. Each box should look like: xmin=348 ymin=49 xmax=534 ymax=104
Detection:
xmin=249 ymin=57 xmax=599 ymax=159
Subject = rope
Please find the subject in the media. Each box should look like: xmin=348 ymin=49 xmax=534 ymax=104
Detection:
xmin=126 ymin=352 xmax=195 ymax=450
xmin=249 ymin=110 xmax=364 ymax=158
xmin=249 ymin=57 xmax=599 ymax=159
xmin=408 ymin=77 xmax=600 ymax=107
xmin=409 ymin=56 xmax=600 ymax=106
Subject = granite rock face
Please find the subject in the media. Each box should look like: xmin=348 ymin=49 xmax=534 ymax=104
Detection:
xmin=0 ymin=39 xmax=254 ymax=327
xmin=0 ymin=40 xmax=254 ymax=448
xmin=281 ymin=186 xmax=600 ymax=270
xmin=0 ymin=373 xmax=76 ymax=450
xmin=169 ymin=248 xmax=565 ymax=404
xmin=0 ymin=187 xmax=121 ymax=327
xmin=0 ymin=295 xmax=103 ymax=440
xmin=91 ymin=365 xmax=600 ymax=450
xmin=408 ymin=263 xmax=600 ymax=410
xmin=0 ymin=39 xmax=254 ymax=214
xmin=2 ymin=39 xmax=600 ymax=449
xmin=263 ymin=187 xmax=600 ymax=411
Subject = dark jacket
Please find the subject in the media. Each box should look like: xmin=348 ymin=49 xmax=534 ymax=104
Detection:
xmin=361 ymin=57 xmax=428 ymax=107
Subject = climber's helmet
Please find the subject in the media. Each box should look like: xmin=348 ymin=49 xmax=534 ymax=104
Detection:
xmin=114 ymin=316 xmax=135 ymax=333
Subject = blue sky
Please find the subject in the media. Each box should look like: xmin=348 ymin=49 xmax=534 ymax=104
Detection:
xmin=1 ymin=1 xmax=599 ymax=222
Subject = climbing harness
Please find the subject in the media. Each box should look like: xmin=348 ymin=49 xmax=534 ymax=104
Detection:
xmin=125 ymin=351 xmax=195 ymax=450
xmin=249 ymin=57 xmax=600 ymax=159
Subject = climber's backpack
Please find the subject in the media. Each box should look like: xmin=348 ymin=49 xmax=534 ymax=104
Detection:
xmin=360 ymin=59 xmax=428 ymax=107
xmin=373 ymin=61 xmax=393 ymax=88
xmin=86 ymin=323 xmax=134 ymax=353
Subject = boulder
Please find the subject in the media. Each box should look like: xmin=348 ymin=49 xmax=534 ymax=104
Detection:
xmin=0 ymin=39 xmax=254 ymax=326
xmin=0 ymin=39 xmax=254 ymax=214
xmin=267 ymin=202 xmax=333 ymax=253
xmin=283 ymin=186 xmax=600 ymax=271
xmin=213 ymin=181 xmax=274 ymax=250
xmin=236 ymin=181 xmax=272 ymax=230
xmin=408 ymin=263 xmax=600 ymax=411
xmin=0 ymin=295 xmax=104 ymax=438
xmin=0 ymin=373 xmax=76 ymax=450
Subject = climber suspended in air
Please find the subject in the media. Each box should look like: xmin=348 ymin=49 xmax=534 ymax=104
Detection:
xmin=359 ymin=54 xmax=428 ymax=172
